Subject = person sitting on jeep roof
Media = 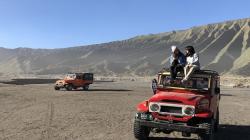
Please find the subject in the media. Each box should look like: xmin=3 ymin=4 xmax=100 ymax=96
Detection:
xmin=169 ymin=46 xmax=186 ymax=82
xmin=182 ymin=46 xmax=200 ymax=83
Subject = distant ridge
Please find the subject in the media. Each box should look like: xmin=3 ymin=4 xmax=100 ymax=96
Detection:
xmin=0 ymin=18 xmax=250 ymax=77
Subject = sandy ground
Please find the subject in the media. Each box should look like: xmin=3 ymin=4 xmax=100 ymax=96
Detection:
xmin=0 ymin=80 xmax=250 ymax=140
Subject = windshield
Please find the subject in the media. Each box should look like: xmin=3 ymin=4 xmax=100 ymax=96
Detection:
xmin=159 ymin=75 xmax=209 ymax=90
xmin=65 ymin=74 xmax=76 ymax=80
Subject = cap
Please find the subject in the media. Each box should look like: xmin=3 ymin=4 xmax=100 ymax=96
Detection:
xmin=171 ymin=46 xmax=177 ymax=52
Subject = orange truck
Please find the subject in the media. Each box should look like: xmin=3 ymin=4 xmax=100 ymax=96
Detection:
xmin=54 ymin=73 xmax=94 ymax=91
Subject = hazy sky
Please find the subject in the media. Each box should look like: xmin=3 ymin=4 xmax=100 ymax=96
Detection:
xmin=0 ymin=0 xmax=249 ymax=49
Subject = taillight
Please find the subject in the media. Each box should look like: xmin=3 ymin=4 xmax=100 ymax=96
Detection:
xmin=197 ymin=98 xmax=210 ymax=111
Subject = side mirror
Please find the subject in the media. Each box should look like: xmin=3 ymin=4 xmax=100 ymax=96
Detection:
xmin=215 ymin=87 xmax=220 ymax=94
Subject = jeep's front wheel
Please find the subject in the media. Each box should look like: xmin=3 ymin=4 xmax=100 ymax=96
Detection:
xmin=133 ymin=120 xmax=150 ymax=140
xmin=54 ymin=86 xmax=60 ymax=90
xmin=198 ymin=119 xmax=215 ymax=140
xmin=65 ymin=84 xmax=73 ymax=91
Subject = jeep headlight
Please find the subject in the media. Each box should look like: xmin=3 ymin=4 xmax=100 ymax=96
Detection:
xmin=184 ymin=107 xmax=195 ymax=116
xmin=150 ymin=103 xmax=160 ymax=112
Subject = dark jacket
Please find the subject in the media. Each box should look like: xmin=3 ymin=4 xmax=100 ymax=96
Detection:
xmin=169 ymin=52 xmax=186 ymax=67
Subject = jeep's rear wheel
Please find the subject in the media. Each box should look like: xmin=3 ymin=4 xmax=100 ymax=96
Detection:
xmin=134 ymin=120 xmax=150 ymax=140
xmin=54 ymin=86 xmax=60 ymax=90
xmin=198 ymin=119 xmax=215 ymax=140
xmin=83 ymin=85 xmax=89 ymax=91
xmin=65 ymin=84 xmax=73 ymax=91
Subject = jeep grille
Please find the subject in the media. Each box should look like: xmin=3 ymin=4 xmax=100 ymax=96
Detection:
xmin=160 ymin=106 xmax=182 ymax=114
xmin=149 ymin=102 xmax=195 ymax=116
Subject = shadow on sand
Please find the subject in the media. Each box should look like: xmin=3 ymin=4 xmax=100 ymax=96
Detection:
xmin=149 ymin=137 xmax=194 ymax=140
xmin=148 ymin=124 xmax=250 ymax=140
xmin=88 ymin=89 xmax=132 ymax=92
xmin=216 ymin=124 xmax=250 ymax=140
xmin=0 ymin=79 xmax=58 ymax=85
xmin=63 ymin=88 xmax=133 ymax=92
xmin=220 ymin=93 xmax=233 ymax=96
xmin=0 ymin=79 xmax=115 ymax=85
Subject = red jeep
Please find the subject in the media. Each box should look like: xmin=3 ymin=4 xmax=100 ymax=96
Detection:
xmin=134 ymin=70 xmax=220 ymax=140
xmin=54 ymin=73 xmax=94 ymax=91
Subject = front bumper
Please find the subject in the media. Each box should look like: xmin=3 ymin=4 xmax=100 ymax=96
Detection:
xmin=135 ymin=113 xmax=208 ymax=134
xmin=136 ymin=119 xmax=207 ymax=134
xmin=55 ymin=84 xmax=65 ymax=88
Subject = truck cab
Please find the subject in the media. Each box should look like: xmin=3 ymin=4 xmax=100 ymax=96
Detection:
xmin=134 ymin=70 xmax=220 ymax=140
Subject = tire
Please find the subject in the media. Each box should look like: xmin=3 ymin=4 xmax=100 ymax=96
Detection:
xmin=83 ymin=85 xmax=89 ymax=91
xmin=198 ymin=119 xmax=215 ymax=140
xmin=133 ymin=120 xmax=150 ymax=140
xmin=54 ymin=86 xmax=60 ymax=90
xmin=65 ymin=84 xmax=73 ymax=91
xmin=214 ymin=110 xmax=219 ymax=132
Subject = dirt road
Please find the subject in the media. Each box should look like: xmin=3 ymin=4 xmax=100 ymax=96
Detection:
xmin=0 ymin=80 xmax=250 ymax=140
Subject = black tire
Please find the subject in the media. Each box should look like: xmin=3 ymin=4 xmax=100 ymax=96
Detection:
xmin=214 ymin=110 xmax=219 ymax=132
xmin=83 ymin=85 xmax=89 ymax=91
xmin=198 ymin=119 xmax=215 ymax=140
xmin=54 ymin=86 xmax=60 ymax=90
xmin=65 ymin=84 xmax=73 ymax=91
xmin=133 ymin=120 xmax=150 ymax=140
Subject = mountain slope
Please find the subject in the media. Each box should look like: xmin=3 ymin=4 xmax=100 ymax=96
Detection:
xmin=0 ymin=18 xmax=250 ymax=77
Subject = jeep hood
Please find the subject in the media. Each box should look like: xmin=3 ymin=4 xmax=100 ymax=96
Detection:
xmin=149 ymin=91 xmax=206 ymax=106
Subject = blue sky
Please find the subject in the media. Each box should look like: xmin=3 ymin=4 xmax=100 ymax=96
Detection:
xmin=0 ymin=0 xmax=249 ymax=49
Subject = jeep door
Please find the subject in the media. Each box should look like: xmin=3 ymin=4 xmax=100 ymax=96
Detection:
xmin=74 ymin=75 xmax=83 ymax=87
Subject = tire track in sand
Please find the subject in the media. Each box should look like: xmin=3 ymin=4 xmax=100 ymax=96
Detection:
xmin=41 ymin=102 xmax=54 ymax=140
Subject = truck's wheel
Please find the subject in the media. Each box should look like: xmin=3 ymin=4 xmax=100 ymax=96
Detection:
xmin=133 ymin=120 xmax=150 ymax=140
xmin=83 ymin=85 xmax=89 ymax=91
xmin=198 ymin=119 xmax=215 ymax=140
xmin=66 ymin=84 xmax=73 ymax=91
xmin=54 ymin=86 xmax=60 ymax=90
xmin=214 ymin=110 xmax=219 ymax=132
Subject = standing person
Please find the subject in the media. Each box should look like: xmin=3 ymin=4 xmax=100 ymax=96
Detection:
xmin=152 ymin=79 xmax=157 ymax=95
xmin=169 ymin=46 xmax=186 ymax=82
xmin=182 ymin=46 xmax=200 ymax=83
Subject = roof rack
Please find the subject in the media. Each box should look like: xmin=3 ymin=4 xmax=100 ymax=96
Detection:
xmin=195 ymin=70 xmax=219 ymax=75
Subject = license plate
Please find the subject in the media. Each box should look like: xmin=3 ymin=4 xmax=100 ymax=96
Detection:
xmin=140 ymin=113 xmax=153 ymax=120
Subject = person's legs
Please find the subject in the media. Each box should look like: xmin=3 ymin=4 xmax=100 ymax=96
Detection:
xmin=173 ymin=66 xmax=178 ymax=79
xmin=176 ymin=65 xmax=184 ymax=74
xmin=183 ymin=65 xmax=199 ymax=81
xmin=184 ymin=66 xmax=189 ymax=78
xmin=170 ymin=66 xmax=176 ymax=80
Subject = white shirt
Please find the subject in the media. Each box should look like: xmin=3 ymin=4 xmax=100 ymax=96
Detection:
xmin=186 ymin=53 xmax=200 ymax=67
